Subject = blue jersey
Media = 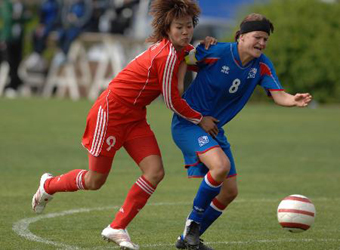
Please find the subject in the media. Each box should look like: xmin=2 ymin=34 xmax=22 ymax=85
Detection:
xmin=179 ymin=42 xmax=283 ymax=127
xmin=171 ymin=42 xmax=283 ymax=177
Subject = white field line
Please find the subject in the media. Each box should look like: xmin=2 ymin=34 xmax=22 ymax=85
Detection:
xmin=91 ymin=238 xmax=340 ymax=250
xmin=13 ymin=200 xmax=340 ymax=249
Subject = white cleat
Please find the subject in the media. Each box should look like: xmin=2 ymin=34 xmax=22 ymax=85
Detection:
xmin=32 ymin=173 xmax=54 ymax=214
xmin=101 ymin=225 xmax=140 ymax=250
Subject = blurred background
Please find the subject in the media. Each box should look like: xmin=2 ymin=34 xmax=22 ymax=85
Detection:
xmin=0 ymin=0 xmax=340 ymax=103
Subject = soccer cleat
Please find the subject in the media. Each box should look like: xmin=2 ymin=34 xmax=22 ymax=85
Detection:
xmin=101 ymin=225 xmax=140 ymax=250
xmin=32 ymin=173 xmax=54 ymax=214
xmin=175 ymin=236 xmax=186 ymax=249
xmin=184 ymin=220 xmax=201 ymax=249
xmin=176 ymin=235 xmax=214 ymax=250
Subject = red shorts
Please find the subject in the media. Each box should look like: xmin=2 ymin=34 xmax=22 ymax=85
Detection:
xmin=82 ymin=89 xmax=161 ymax=171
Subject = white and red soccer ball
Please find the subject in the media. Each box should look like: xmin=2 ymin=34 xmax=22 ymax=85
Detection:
xmin=277 ymin=194 xmax=316 ymax=233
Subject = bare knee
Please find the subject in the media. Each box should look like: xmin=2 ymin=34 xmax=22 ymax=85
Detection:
xmin=139 ymin=155 xmax=165 ymax=186
xmin=84 ymin=172 xmax=108 ymax=190
xmin=199 ymin=148 xmax=231 ymax=181
xmin=210 ymin=158 xmax=230 ymax=180
xmin=154 ymin=167 xmax=165 ymax=182
xmin=144 ymin=165 xmax=165 ymax=185
xmin=86 ymin=179 xmax=106 ymax=190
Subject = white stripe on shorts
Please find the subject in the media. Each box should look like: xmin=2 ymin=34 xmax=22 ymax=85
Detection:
xmin=89 ymin=106 xmax=107 ymax=156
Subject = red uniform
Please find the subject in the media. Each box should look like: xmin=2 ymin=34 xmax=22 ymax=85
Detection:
xmin=82 ymin=39 xmax=202 ymax=172
xmin=108 ymin=38 xmax=202 ymax=123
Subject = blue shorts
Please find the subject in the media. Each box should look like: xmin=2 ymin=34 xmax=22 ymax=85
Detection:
xmin=171 ymin=115 xmax=237 ymax=178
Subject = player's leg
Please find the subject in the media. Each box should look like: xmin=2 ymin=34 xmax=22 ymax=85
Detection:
xmin=102 ymin=147 xmax=162 ymax=250
xmin=102 ymin=153 xmax=162 ymax=250
xmin=176 ymin=176 xmax=237 ymax=250
xmin=199 ymin=146 xmax=238 ymax=236
xmin=47 ymin=154 xmax=113 ymax=192
xmin=187 ymin=147 xmax=230 ymax=223
xmin=199 ymin=176 xmax=238 ymax=236
xmin=172 ymin=119 xmax=227 ymax=249
xmin=109 ymin=153 xmax=163 ymax=230
xmin=32 ymin=90 xmax=117 ymax=214
xmin=110 ymin=134 xmax=163 ymax=225
xmin=184 ymin=148 xmax=230 ymax=249
xmin=102 ymin=121 xmax=162 ymax=250
xmin=32 ymin=154 xmax=113 ymax=214
xmin=84 ymin=154 xmax=113 ymax=189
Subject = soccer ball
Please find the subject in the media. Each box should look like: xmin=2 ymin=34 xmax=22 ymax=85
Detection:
xmin=277 ymin=194 xmax=316 ymax=233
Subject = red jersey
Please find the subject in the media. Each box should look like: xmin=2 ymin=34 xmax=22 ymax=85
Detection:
xmin=108 ymin=39 xmax=202 ymax=124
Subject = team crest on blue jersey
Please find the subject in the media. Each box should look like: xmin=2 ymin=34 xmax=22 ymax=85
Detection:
xmin=247 ymin=68 xmax=257 ymax=79
xmin=198 ymin=136 xmax=209 ymax=147
xmin=221 ymin=65 xmax=230 ymax=74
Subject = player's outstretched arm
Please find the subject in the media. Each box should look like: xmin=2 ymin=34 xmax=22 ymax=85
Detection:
xmin=270 ymin=90 xmax=312 ymax=107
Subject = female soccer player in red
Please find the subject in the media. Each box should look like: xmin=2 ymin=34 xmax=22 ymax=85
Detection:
xmin=31 ymin=1 xmax=217 ymax=249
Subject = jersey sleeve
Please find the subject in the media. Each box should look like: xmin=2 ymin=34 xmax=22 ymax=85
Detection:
xmin=259 ymin=56 xmax=284 ymax=95
xmin=185 ymin=43 xmax=221 ymax=70
xmin=158 ymin=46 xmax=203 ymax=124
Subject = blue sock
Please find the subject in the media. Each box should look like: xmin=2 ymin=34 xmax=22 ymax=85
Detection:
xmin=200 ymin=201 xmax=224 ymax=235
xmin=188 ymin=172 xmax=222 ymax=223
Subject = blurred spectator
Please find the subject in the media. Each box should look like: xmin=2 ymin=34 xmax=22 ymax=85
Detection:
xmin=98 ymin=0 xmax=140 ymax=34
xmin=0 ymin=0 xmax=29 ymax=97
xmin=53 ymin=0 xmax=93 ymax=65
xmin=88 ymin=0 xmax=111 ymax=32
xmin=25 ymin=0 xmax=62 ymax=71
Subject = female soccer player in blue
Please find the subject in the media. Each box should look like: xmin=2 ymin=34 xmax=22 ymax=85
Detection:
xmin=172 ymin=13 xmax=312 ymax=250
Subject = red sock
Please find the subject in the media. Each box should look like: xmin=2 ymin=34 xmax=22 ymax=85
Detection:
xmin=44 ymin=169 xmax=88 ymax=195
xmin=211 ymin=197 xmax=227 ymax=211
xmin=110 ymin=176 xmax=156 ymax=229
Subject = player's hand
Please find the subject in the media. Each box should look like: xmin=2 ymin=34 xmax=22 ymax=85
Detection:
xmin=199 ymin=116 xmax=219 ymax=137
xmin=199 ymin=36 xmax=217 ymax=50
xmin=294 ymin=93 xmax=312 ymax=107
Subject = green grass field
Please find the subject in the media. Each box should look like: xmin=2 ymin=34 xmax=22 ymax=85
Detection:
xmin=0 ymin=98 xmax=339 ymax=250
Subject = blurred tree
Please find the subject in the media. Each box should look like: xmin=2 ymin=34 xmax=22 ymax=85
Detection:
xmin=233 ymin=0 xmax=340 ymax=103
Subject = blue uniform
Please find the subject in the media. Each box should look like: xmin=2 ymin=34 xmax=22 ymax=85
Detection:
xmin=171 ymin=42 xmax=283 ymax=177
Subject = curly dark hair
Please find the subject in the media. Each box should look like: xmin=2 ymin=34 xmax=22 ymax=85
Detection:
xmin=234 ymin=13 xmax=274 ymax=41
xmin=146 ymin=0 xmax=201 ymax=43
